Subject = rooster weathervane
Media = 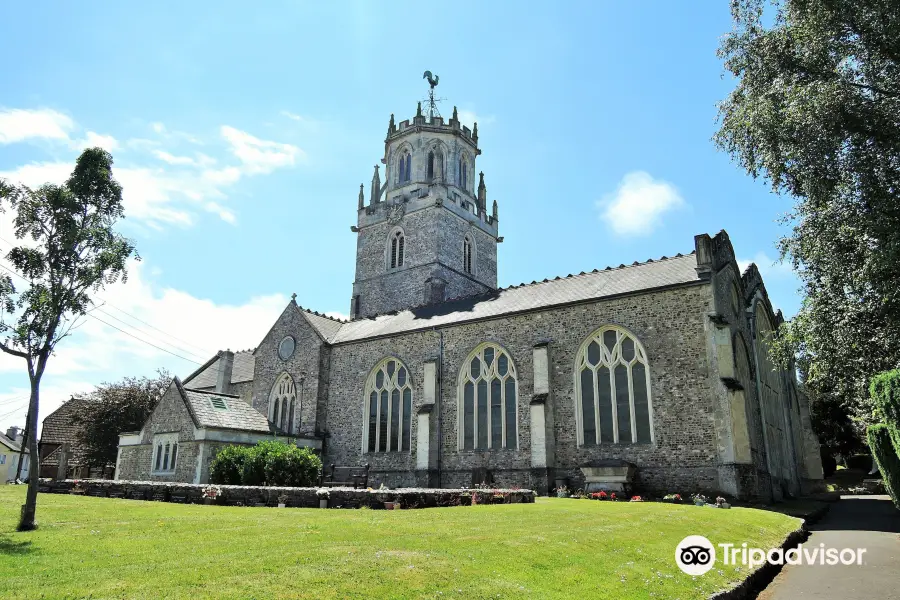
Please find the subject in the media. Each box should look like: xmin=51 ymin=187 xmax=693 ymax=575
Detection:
xmin=422 ymin=70 xmax=444 ymax=119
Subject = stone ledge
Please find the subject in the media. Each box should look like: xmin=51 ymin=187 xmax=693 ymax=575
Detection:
xmin=38 ymin=478 xmax=535 ymax=509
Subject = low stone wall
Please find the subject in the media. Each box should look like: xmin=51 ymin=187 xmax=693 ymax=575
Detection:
xmin=37 ymin=479 xmax=535 ymax=509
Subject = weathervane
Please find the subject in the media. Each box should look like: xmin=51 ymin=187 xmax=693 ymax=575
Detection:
xmin=422 ymin=71 xmax=445 ymax=120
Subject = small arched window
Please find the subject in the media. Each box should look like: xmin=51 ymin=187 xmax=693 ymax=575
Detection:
xmin=463 ymin=235 xmax=474 ymax=274
xmin=398 ymin=150 xmax=411 ymax=183
xmin=390 ymin=230 xmax=405 ymax=269
xmin=575 ymin=326 xmax=653 ymax=445
xmin=364 ymin=358 xmax=413 ymax=453
xmin=269 ymin=373 xmax=297 ymax=434
xmin=458 ymin=343 xmax=518 ymax=450
xmin=427 ymin=151 xmax=435 ymax=181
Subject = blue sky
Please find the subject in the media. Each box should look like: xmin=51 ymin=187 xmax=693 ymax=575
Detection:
xmin=0 ymin=1 xmax=800 ymax=433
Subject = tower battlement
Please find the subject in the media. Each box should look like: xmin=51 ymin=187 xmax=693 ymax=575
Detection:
xmin=387 ymin=107 xmax=480 ymax=154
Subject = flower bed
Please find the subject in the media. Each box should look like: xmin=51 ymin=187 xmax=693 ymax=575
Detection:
xmin=37 ymin=478 xmax=535 ymax=510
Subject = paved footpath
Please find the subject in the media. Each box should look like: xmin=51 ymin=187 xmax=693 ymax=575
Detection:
xmin=759 ymin=495 xmax=900 ymax=599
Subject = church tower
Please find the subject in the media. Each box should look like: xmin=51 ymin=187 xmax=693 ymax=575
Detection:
xmin=350 ymin=78 xmax=500 ymax=319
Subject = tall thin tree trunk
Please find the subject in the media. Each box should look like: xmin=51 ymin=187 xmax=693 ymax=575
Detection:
xmin=18 ymin=365 xmax=43 ymax=531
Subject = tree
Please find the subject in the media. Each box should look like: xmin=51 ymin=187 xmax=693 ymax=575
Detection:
xmin=0 ymin=148 xmax=137 ymax=531
xmin=72 ymin=369 xmax=171 ymax=470
xmin=715 ymin=0 xmax=900 ymax=431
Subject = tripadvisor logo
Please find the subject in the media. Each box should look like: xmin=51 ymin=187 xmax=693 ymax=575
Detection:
xmin=675 ymin=535 xmax=868 ymax=575
xmin=675 ymin=535 xmax=716 ymax=576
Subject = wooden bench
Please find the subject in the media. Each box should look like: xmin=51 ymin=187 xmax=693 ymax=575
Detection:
xmin=321 ymin=464 xmax=370 ymax=489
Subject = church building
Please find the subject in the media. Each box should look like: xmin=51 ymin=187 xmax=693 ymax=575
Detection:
xmin=115 ymin=93 xmax=824 ymax=501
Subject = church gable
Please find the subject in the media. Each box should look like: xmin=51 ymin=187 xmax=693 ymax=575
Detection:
xmin=140 ymin=379 xmax=198 ymax=444
xmin=250 ymin=300 xmax=331 ymax=437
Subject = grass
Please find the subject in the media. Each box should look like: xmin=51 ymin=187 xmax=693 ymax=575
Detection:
xmin=0 ymin=487 xmax=800 ymax=600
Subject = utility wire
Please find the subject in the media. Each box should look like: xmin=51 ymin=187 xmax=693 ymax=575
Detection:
xmin=0 ymin=235 xmax=216 ymax=357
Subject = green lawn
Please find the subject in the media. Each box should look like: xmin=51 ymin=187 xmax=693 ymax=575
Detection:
xmin=0 ymin=487 xmax=799 ymax=600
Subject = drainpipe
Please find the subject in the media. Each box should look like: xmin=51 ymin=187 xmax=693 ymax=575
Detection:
xmin=433 ymin=327 xmax=444 ymax=488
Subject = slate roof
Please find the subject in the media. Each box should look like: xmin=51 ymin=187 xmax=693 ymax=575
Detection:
xmin=328 ymin=252 xmax=702 ymax=344
xmin=179 ymin=386 xmax=272 ymax=433
xmin=40 ymin=397 xmax=91 ymax=447
xmin=0 ymin=431 xmax=22 ymax=453
xmin=183 ymin=350 xmax=256 ymax=389
xmin=302 ymin=310 xmax=345 ymax=341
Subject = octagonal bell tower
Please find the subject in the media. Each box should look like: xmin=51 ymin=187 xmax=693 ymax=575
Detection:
xmin=349 ymin=76 xmax=500 ymax=320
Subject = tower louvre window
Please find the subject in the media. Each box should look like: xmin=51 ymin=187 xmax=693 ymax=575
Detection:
xmin=463 ymin=236 xmax=474 ymax=274
xmin=458 ymin=155 xmax=468 ymax=190
xmin=390 ymin=230 xmax=405 ymax=269
xmin=398 ymin=151 xmax=411 ymax=183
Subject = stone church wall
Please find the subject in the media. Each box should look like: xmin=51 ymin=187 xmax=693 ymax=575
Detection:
xmin=325 ymin=281 xmax=727 ymax=496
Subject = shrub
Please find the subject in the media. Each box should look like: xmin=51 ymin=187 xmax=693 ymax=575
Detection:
xmin=871 ymin=370 xmax=900 ymax=451
xmin=209 ymin=445 xmax=245 ymax=485
xmin=208 ymin=441 xmax=323 ymax=487
xmin=871 ymin=370 xmax=900 ymax=427
xmin=867 ymin=424 xmax=900 ymax=510
xmin=240 ymin=444 xmax=268 ymax=486
xmin=262 ymin=442 xmax=321 ymax=487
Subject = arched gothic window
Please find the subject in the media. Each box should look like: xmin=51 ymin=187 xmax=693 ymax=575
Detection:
xmin=575 ymin=326 xmax=653 ymax=445
xmin=463 ymin=235 xmax=474 ymax=274
xmin=458 ymin=343 xmax=518 ymax=450
xmin=364 ymin=358 xmax=412 ymax=453
xmin=389 ymin=230 xmax=405 ymax=269
xmin=398 ymin=150 xmax=411 ymax=183
xmin=269 ymin=373 xmax=297 ymax=434
xmin=427 ymin=151 xmax=435 ymax=181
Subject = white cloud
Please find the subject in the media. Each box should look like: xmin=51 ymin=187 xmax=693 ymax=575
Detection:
xmin=221 ymin=125 xmax=303 ymax=174
xmin=598 ymin=171 xmax=686 ymax=236
xmin=152 ymin=150 xmax=216 ymax=168
xmin=77 ymin=131 xmax=119 ymax=152
xmin=0 ymin=109 xmax=306 ymax=228
xmin=0 ymin=108 xmax=74 ymax=144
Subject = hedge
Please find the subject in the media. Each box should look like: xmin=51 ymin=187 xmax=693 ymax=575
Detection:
xmin=867 ymin=424 xmax=900 ymax=510
xmin=209 ymin=441 xmax=322 ymax=487
xmin=871 ymin=369 xmax=900 ymax=451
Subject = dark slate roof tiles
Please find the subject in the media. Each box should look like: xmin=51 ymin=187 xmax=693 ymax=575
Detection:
xmin=182 ymin=389 xmax=272 ymax=433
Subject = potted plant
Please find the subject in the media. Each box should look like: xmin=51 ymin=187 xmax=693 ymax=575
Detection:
xmin=629 ymin=495 xmax=644 ymax=502
xmin=384 ymin=500 xmax=401 ymax=510
xmin=70 ymin=480 xmax=86 ymax=496
xmin=662 ymin=493 xmax=682 ymax=503
xmin=202 ymin=484 xmax=222 ymax=505
xmin=715 ymin=496 xmax=731 ymax=509
xmin=277 ymin=493 xmax=288 ymax=508
xmin=555 ymin=486 xmax=570 ymax=498
xmin=692 ymin=494 xmax=708 ymax=507
xmin=590 ymin=491 xmax=607 ymax=500
xmin=316 ymin=488 xmax=329 ymax=508
xmin=609 ymin=492 xmax=618 ymax=502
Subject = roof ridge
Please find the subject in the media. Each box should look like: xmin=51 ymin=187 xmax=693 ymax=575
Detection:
xmin=296 ymin=304 xmax=349 ymax=324
xmin=345 ymin=251 xmax=697 ymax=320
xmin=497 ymin=250 xmax=696 ymax=292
